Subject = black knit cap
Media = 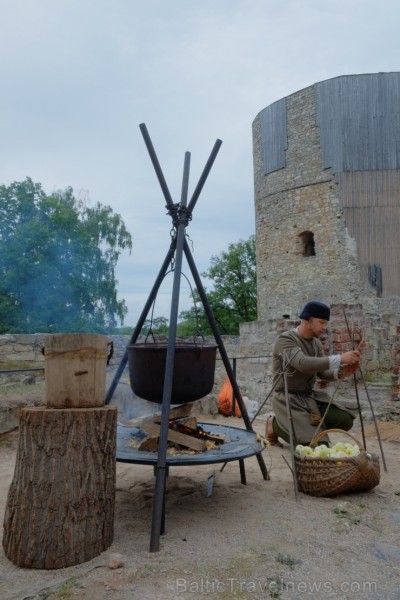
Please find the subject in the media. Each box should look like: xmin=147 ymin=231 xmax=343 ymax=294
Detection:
xmin=299 ymin=301 xmax=330 ymax=321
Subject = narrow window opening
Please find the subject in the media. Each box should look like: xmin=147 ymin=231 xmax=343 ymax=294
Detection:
xmin=368 ymin=265 xmax=383 ymax=297
xmin=299 ymin=231 xmax=315 ymax=256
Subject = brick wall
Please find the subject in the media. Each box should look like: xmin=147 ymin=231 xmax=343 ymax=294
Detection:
xmin=391 ymin=324 xmax=400 ymax=401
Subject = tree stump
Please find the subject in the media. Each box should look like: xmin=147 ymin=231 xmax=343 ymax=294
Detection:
xmin=3 ymin=406 xmax=117 ymax=569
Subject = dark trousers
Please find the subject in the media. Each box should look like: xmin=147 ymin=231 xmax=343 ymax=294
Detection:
xmin=272 ymin=401 xmax=354 ymax=445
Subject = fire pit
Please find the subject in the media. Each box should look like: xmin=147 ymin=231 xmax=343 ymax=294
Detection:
xmin=116 ymin=422 xmax=265 ymax=467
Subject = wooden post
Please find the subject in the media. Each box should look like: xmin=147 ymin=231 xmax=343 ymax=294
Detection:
xmin=2 ymin=406 xmax=117 ymax=569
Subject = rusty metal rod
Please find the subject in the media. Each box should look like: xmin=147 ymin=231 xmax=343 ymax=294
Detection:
xmin=0 ymin=368 xmax=44 ymax=373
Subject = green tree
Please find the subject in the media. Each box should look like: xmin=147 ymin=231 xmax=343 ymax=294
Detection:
xmin=113 ymin=317 xmax=169 ymax=337
xmin=141 ymin=316 xmax=169 ymax=337
xmin=0 ymin=178 xmax=132 ymax=333
xmin=178 ymin=235 xmax=257 ymax=335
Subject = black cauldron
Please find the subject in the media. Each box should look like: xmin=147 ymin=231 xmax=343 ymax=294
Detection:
xmin=127 ymin=342 xmax=218 ymax=404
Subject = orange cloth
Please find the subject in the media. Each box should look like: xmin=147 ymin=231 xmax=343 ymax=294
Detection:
xmin=217 ymin=377 xmax=241 ymax=417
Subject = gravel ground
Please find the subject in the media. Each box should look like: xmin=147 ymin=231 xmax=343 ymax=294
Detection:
xmin=0 ymin=382 xmax=399 ymax=599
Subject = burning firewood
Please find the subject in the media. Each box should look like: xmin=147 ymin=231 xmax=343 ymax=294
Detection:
xmin=177 ymin=416 xmax=197 ymax=430
xmin=137 ymin=435 xmax=159 ymax=452
xmin=138 ymin=413 xmax=226 ymax=453
xmin=140 ymin=418 xmax=206 ymax=452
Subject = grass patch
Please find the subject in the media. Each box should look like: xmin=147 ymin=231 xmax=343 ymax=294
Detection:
xmin=363 ymin=369 xmax=392 ymax=385
xmin=0 ymin=360 xmax=44 ymax=370
xmin=55 ymin=577 xmax=83 ymax=598
xmin=333 ymin=506 xmax=361 ymax=525
xmin=0 ymin=380 xmax=45 ymax=404
xmin=275 ymin=553 xmax=302 ymax=569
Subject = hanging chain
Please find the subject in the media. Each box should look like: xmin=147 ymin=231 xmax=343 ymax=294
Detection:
xmin=169 ymin=226 xmax=176 ymax=271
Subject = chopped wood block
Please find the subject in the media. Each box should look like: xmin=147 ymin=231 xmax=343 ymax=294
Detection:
xmin=138 ymin=435 xmax=159 ymax=452
xmin=179 ymin=416 xmax=198 ymax=430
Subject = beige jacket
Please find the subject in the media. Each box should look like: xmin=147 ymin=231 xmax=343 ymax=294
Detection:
xmin=272 ymin=329 xmax=354 ymax=444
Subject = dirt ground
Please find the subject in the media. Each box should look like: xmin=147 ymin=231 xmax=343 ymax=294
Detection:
xmin=0 ymin=384 xmax=400 ymax=600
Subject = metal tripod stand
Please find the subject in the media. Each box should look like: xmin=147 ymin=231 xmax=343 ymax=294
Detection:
xmin=105 ymin=123 xmax=268 ymax=552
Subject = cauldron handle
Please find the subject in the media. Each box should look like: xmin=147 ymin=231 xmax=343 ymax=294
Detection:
xmin=193 ymin=333 xmax=205 ymax=349
xmin=142 ymin=268 xmax=175 ymax=344
xmin=181 ymin=271 xmax=206 ymax=346
xmin=144 ymin=329 xmax=156 ymax=345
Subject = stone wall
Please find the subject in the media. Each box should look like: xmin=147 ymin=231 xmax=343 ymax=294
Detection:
xmin=0 ymin=334 xmax=45 ymax=385
xmin=253 ymin=84 xmax=367 ymax=322
xmin=0 ymin=334 xmax=242 ymax=401
xmin=1 ymin=324 xmax=399 ymax=418
xmin=240 ymin=302 xmax=399 ymax=405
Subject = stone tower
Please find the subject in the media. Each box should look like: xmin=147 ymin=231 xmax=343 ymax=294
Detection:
xmin=237 ymin=73 xmax=400 ymax=404
xmin=252 ymin=72 xmax=400 ymax=322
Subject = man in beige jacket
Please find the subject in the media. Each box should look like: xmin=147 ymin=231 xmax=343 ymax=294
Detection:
xmin=267 ymin=301 xmax=360 ymax=446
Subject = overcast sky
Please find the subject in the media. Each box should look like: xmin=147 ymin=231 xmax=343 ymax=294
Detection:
xmin=1 ymin=0 xmax=399 ymax=327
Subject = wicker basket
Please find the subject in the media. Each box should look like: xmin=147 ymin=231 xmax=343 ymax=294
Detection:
xmin=294 ymin=429 xmax=380 ymax=497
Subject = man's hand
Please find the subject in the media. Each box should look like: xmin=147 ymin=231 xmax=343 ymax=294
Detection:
xmin=340 ymin=350 xmax=361 ymax=366
xmin=338 ymin=362 xmax=359 ymax=379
